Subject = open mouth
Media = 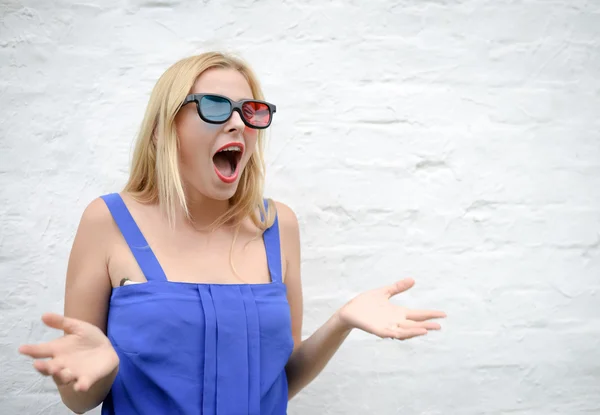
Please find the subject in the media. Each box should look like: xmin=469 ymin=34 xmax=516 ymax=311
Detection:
xmin=212 ymin=142 xmax=244 ymax=183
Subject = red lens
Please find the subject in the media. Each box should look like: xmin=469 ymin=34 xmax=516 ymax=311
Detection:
xmin=242 ymin=102 xmax=271 ymax=127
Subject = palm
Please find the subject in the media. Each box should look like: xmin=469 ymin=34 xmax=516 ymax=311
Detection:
xmin=339 ymin=278 xmax=446 ymax=340
xmin=19 ymin=313 xmax=119 ymax=392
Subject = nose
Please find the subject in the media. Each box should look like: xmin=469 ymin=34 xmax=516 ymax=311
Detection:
xmin=224 ymin=109 xmax=245 ymax=134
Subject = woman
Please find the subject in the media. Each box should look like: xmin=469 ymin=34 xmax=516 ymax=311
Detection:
xmin=19 ymin=51 xmax=446 ymax=414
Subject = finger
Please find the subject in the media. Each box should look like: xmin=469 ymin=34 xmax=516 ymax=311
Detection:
xmin=42 ymin=313 xmax=80 ymax=335
xmin=398 ymin=320 xmax=442 ymax=331
xmin=33 ymin=360 xmax=52 ymax=376
xmin=19 ymin=342 xmax=56 ymax=359
xmin=33 ymin=357 xmax=66 ymax=377
xmin=405 ymin=309 xmax=447 ymax=322
xmin=19 ymin=333 xmax=74 ymax=359
xmin=53 ymin=368 xmax=76 ymax=386
xmin=389 ymin=327 xmax=428 ymax=341
xmin=44 ymin=357 xmax=67 ymax=376
xmin=74 ymin=376 xmax=91 ymax=393
xmin=384 ymin=278 xmax=415 ymax=297
xmin=41 ymin=313 xmax=66 ymax=330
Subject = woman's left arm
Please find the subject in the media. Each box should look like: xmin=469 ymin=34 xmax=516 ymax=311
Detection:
xmin=276 ymin=202 xmax=446 ymax=400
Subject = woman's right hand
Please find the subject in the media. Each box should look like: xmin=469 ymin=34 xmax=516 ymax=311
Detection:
xmin=19 ymin=313 xmax=119 ymax=392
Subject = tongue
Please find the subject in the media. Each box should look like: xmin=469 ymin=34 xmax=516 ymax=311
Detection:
xmin=213 ymin=152 xmax=234 ymax=177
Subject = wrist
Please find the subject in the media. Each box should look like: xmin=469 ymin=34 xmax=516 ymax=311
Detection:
xmin=333 ymin=307 xmax=354 ymax=334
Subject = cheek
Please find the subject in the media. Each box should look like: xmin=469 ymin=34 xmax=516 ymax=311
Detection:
xmin=177 ymin=122 xmax=216 ymax=164
xmin=244 ymin=127 xmax=259 ymax=146
xmin=204 ymin=122 xmax=222 ymax=132
xmin=178 ymin=108 xmax=211 ymax=136
xmin=243 ymin=128 xmax=259 ymax=162
xmin=178 ymin=132 xmax=212 ymax=169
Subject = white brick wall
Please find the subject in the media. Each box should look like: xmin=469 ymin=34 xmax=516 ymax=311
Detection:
xmin=2 ymin=1 xmax=599 ymax=414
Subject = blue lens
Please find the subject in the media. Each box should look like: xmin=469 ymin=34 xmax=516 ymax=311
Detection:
xmin=200 ymin=95 xmax=231 ymax=122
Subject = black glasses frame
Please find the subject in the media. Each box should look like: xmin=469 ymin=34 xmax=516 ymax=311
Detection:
xmin=182 ymin=93 xmax=277 ymax=129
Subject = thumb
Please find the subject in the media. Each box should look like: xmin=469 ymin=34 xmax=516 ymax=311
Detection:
xmin=41 ymin=313 xmax=80 ymax=335
xmin=384 ymin=278 xmax=415 ymax=297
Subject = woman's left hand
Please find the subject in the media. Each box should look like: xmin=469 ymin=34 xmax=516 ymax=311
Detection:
xmin=337 ymin=278 xmax=446 ymax=340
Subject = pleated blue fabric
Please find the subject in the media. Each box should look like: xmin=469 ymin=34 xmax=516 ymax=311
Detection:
xmin=99 ymin=193 xmax=294 ymax=415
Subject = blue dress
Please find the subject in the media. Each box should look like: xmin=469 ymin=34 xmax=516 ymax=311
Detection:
xmin=99 ymin=193 xmax=294 ymax=414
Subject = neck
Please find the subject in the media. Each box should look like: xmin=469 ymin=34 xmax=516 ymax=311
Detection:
xmin=178 ymin=190 xmax=231 ymax=231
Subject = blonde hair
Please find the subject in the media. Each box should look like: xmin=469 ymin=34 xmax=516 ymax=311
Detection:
xmin=124 ymin=51 xmax=275 ymax=231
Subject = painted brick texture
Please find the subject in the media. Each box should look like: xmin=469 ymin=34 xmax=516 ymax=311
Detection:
xmin=1 ymin=1 xmax=599 ymax=414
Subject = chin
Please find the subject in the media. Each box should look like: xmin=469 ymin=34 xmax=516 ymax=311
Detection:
xmin=186 ymin=162 xmax=247 ymax=202
xmin=208 ymin=185 xmax=239 ymax=201
xmin=207 ymin=172 xmax=243 ymax=201
xmin=183 ymin=176 xmax=238 ymax=203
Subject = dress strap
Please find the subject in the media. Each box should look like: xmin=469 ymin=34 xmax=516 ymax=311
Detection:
xmin=262 ymin=199 xmax=283 ymax=284
xmin=100 ymin=193 xmax=168 ymax=282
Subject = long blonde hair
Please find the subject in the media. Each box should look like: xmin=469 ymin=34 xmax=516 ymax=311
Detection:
xmin=124 ymin=51 xmax=275 ymax=231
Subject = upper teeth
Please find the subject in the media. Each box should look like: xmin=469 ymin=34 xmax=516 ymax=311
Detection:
xmin=220 ymin=146 xmax=241 ymax=152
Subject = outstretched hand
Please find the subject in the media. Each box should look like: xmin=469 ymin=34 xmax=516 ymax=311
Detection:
xmin=338 ymin=278 xmax=446 ymax=340
xmin=19 ymin=313 xmax=119 ymax=392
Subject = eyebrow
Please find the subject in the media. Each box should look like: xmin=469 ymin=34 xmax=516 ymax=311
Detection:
xmin=191 ymin=92 xmax=255 ymax=101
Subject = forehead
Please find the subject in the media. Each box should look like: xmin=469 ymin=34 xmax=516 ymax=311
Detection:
xmin=191 ymin=67 xmax=254 ymax=101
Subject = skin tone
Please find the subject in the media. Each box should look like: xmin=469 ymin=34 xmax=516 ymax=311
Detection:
xmin=18 ymin=68 xmax=446 ymax=413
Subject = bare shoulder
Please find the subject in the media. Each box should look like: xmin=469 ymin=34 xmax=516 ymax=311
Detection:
xmin=271 ymin=199 xmax=301 ymax=266
xmin=272 ymin=200 xmax=299 ymax=233
xmin=79 ymin=196 xmax=114 ymax=230
xmin=76 ymin=195 xmax=125 ymax=242
xmin=68 ymin=195 xmax=119 ymax=275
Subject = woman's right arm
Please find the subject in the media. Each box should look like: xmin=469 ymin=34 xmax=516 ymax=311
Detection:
xmin=56 ymin=198 xmax=117 ymax=413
